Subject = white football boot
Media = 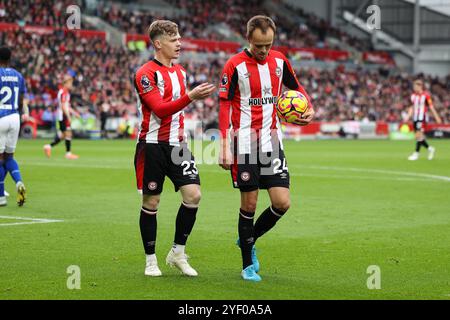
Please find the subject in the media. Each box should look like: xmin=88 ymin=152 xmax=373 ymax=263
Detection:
xmin=43 ymin=144 xmax=52 ymax=158
xmin=427 ymin=146 xmax=435 ymax=160
xmin=4 ymin=190 xmax=9 ymax=197
xmin=0 ymin=196 xmax=6 ymax=206
xmin=144 ymin=254 xmax=162 ymax=277
xmin=408 ymin=152 xmax=419 ymax=161
xmin=166 ymin=249 xmax=198 ymax=276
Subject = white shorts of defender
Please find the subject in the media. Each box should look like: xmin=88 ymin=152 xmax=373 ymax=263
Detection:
xmin=0 ymin=113 xmax=20 ymax=153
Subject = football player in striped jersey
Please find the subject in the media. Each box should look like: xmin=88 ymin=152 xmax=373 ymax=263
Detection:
xmin=134 ymin=20 xmax=215 ymax=277
xmin=218 ymin=15 xmax=314 ymax=281
xmin=406 ymin=79 xmax=441 ymax=161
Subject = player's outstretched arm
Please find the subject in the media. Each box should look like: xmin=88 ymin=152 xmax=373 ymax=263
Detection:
xmin=70 ymin=106 xmax=81 ymax=118
xmin=429 ymin=105 xmax=442 ymax=124
xmin=404 ymin=106 xmax=413 ymax=123
xmin=139 ymin=79 xmax=215 ymax=118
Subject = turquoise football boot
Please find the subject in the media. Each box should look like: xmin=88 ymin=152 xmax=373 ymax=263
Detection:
xmin=241 ymin=264 xmax=262 ymax=282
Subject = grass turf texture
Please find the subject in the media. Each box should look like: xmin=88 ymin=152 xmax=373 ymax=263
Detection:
xmin=0 ymin=139 xmax=449 ymax=300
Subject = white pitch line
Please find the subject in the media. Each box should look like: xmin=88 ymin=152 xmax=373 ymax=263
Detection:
xmin=0 ymin=215 xmax=63 ymax=227
xmin=22 ymin=161 xmax=127 ymax=170
xmin=300 ymin=165 xmax=450 ymax=183
xmin=290 ymin=172 xmax=434 ymax=182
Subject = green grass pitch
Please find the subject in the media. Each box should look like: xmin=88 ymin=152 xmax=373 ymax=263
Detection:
xmin=0 ymin=138 xmax=449 ymax=300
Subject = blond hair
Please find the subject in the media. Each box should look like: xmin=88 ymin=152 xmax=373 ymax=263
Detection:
xmin=148 ymin=20 xmax=179 ymax=42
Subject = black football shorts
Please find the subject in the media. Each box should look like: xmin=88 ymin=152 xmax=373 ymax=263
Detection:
xmin=134 ymin=141 xmax=200 ymax=195
xmin=413 ymin=121 xmax=425 ymax=132
xmin=230 ymin=143 xmax=290 ymax=192
xmin=58 ymin=116 xmax=71 ymax=132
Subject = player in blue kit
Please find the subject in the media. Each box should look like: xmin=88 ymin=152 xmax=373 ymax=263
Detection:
xmin=0 ymin=47 xmax=28 ymax=206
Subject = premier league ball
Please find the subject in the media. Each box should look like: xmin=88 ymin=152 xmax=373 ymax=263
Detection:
xmin=276 ymin=90 xmax=309 ymax=125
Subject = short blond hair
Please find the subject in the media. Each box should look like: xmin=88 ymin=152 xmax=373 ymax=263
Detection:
xmin=148 ymin=20 xmax=179 ymax=42
xmin=62 ymin=74 xmax=73 ymax=83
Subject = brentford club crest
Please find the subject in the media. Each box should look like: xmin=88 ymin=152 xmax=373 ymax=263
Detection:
xmin=148 ymin=182 xmax=158 ymax=190
xmin=241 ymin=172 xmax=250 ymax=182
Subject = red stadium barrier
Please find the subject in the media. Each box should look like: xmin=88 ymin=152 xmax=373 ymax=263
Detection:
xmin=299 ymin=122 xmax=322 ymax=134
xmin=363 ymin=51 xmax=395 ymax=65
xmin=425 ymin=123 xmax=450 ymax=131
xmin=125 ymin=33 xmax=148 ymax=44
xmin=0 ymin=23 xmax=106 ymax=40
xmin=0 ymin=22 xmax=20 ymax=31
xmin=274 ymin=46 xmax=350 ymax=61
xmin=66 ymin=29 xmax=107 ymax=40
xmin=375 ymin=122 xmax=389 ymax=135
xmin=23 ymin=25 xmax=54 ymax=35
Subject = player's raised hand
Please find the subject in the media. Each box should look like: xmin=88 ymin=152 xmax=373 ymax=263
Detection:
xmin=71 ymin=108 xmax=81 ymax=118
xmin=297 ymin=107 xmax=315 ymax=126
xmin=188 ymin=83 xmax=216 ymax=101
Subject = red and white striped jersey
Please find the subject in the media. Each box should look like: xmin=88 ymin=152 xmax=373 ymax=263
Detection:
xmin=56 ymin=87 xmax=70 ymax=121
xmin=219 ymin=49 xmax=312 ymax=154
xmin=134 ymin=59 xmax=188 ymax=146
xmin=410 ymin=92 xmax=433 ymax=122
